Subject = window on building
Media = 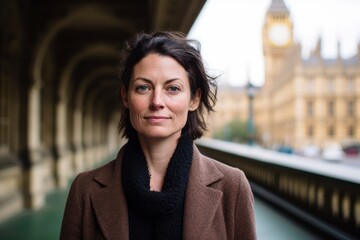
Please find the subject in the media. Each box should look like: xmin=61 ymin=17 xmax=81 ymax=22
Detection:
xmin=328 ymin=101 xmax=334 ymax=117
xmin=327 ymin=77 xmax=334 ymax=93
xmin=307 ymin=101 xmax=313 ymax=116
xmin=306 ymin=77 xmax=314 ymax=94
xmin=328 ymin=126 xmax=334 ymax=137
xmin=348 ymin=125 xmax=354 ymax=137
xmin=348 ymin=101 xmax=355 ymax=117
xmin=348 ymin=77 xmax=354 ymax=93
xmin=307 ymin=125 xmax=313 ymax=137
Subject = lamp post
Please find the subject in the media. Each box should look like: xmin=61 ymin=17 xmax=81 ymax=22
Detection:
xmin=246 ymin=80 xmax=256 ymax=145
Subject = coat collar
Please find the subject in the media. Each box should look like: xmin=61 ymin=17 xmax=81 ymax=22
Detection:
xmin=89 ymin=145 xmax=224 ymax=240
xmin=183 ymin=146 xmax=224 ymax=240
xmin=91 ymin=149 xmax=129 ymax=240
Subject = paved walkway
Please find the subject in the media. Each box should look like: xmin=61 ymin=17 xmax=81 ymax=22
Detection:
xmin=0 ymin=187 xmax=68 ymax=239
xmin=255 ymin=197 xmax=320 ymax=240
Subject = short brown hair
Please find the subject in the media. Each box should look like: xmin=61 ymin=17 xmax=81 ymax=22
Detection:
xmin=118 ymin=31 xmax=217 ymax=140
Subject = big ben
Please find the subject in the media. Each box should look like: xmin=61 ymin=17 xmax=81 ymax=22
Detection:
xmin=262 ymin=0 xmax=293 ymax=89
xmin=212 ymin=0 xmax=360 ymax=149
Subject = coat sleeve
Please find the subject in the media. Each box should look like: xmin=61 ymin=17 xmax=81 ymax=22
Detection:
xmin=234 ymin=171 xmax=257 ymax=239
xmin=60 ymin=174 xmax=84 ymax=240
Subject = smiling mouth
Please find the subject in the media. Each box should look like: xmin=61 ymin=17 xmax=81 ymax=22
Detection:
xmin=144 ymin=116 xmax=171 ymax=119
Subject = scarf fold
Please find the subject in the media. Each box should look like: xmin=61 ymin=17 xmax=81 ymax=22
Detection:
xmin=122 ymin=134 xmax=193 ymax=240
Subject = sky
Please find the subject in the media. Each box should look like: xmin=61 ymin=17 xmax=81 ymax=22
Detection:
xmin=188 ymin=0 xmax=360 ymax=87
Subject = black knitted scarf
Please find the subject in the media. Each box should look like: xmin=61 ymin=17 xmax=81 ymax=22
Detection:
xmin=122 ymin=134 xmax=193 ymax=240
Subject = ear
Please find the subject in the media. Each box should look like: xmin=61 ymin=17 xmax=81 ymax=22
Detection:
xmin=121 ymin=86 xmax=129 ymax=108
xmin=189 ymin=89 xmax=201 ymax=111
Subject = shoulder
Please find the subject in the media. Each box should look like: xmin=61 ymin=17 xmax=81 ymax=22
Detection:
xmin=74 ymin=160 xmax=115 ymax=182
xmin=194 ymin=145 xmax=245 ymax=179
xmin=207 ymin=156 xmax=244 ymax=177
xmin=205 ymin=156 xmax=249 ymax=190
xmin=69 ymin=147 xmax=126 ymax=195
xmin=75 ymin=146 xmax=126 ymax=185
xmin=189 ymin=146 xmax=256 ymax=238
xmin=193 ymin=146 xmax=250 ymax=192
xmin=191 ymin=145 xmax=256 ymax=234
xmin=69 ymin=160 xmax=116 ymax=194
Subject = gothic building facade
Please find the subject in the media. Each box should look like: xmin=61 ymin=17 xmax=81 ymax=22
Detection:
xmin=212 ymin=0 xmax=360 ymax=150
xmin=256 ymin=0 xmax=360 ymax=149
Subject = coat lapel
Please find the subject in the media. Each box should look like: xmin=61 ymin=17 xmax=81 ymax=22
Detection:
xmin=183 ymin=146 xmax=224 ymax=240
xmin=90 ymin=150 xmax=129 ymax=240
xmin=86 ymin=146 xmax=224 ymax=240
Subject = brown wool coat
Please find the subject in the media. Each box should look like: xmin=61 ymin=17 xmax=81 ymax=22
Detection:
xmin=60 ymin=145 xmax=256 ymax=240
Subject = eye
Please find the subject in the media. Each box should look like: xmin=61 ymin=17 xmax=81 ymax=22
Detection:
xmin=167 ymin=85 xmax=181 ymax=93
xmin=135 ymin=85 xmax=151 ymax=93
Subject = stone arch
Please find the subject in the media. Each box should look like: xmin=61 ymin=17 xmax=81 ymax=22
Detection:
xmin=28 ymin=4 xmax=136 ymax=189
xmin=32 ymin=5 xmax=136 ymax=86
xmin=72 ymin=66 xmax=118 ymax=172
xmin=29 ymin=4 xmax=135 ymax=152
xmin=56 ymin=44 xmax=117 ymax=157
xmin=82 ymin=81 xmax=119 ymax=168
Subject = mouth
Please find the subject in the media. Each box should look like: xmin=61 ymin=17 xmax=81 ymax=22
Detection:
xmin=144 ymin=116 xmax=171 ymax=120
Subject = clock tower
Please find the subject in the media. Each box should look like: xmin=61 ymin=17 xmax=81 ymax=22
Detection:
xmin=263 ymin=0 xmax=293 ymax=89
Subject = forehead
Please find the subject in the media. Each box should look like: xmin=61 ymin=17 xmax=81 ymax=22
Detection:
xmin=132 ymin=54 xmax=188 ymax=79
xmin=136 ymin=54 xmax=182 ymax=68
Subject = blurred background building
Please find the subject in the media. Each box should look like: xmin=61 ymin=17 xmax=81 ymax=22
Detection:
xmin=209 ymin=0 xmax=360 ymax=152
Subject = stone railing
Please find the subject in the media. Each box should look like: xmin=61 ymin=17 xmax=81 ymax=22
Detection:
xmin=196 ymin=138 xmax=360 ymax=239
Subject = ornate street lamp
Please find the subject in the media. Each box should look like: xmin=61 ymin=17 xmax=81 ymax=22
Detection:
xmin=246 ymin=79 xmax=257 ymax=145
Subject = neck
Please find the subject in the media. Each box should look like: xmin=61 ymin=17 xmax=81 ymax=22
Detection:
xmin=137 ymin=133 xmax=181 ymax=191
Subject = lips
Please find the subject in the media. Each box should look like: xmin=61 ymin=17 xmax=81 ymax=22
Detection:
xmin=144 ymin=116 xmax=170 ymax=119
xmin=144 ymin=115 xmax=171 ymax=124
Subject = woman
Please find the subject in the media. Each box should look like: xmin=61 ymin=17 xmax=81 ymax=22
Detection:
xmin=60 ymin=31 xmax=256 ymax=240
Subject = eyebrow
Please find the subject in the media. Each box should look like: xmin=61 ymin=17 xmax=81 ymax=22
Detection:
xmin=133 ymin=77 xmax=183 ymax=84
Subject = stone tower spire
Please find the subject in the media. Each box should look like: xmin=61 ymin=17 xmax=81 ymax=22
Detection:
xmin=314 ymin=37 xmax=322 ymax=57
xmin=263 ymin=0 xmax=293 ymax=88
xmin=337 ymin=40 xmax=342 ymax=59
xmin=267 ymin=0 xmax=289 ymax=14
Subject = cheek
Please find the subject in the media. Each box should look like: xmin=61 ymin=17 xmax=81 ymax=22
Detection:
xmin=170 ymin=100 xmax=192 ymax=116
xmin=128 ymin=100 xmax=146 ymax=128
xmin=128 ymin=96 xmax=146 ymax=113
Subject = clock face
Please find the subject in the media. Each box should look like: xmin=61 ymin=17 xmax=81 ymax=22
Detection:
xmin=268 ymin=24 xmax=290 ymax=46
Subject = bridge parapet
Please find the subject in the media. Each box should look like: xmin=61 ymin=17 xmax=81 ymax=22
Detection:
xmin=196 ymin=138 xmax=360 ymax=239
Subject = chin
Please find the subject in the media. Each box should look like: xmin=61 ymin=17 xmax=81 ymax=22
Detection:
xmin=138 ymin=130 xmax=182 ymax=140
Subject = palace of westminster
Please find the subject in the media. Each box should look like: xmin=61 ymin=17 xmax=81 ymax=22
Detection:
xmin=210 ymin=0 xmax=360 ymax=150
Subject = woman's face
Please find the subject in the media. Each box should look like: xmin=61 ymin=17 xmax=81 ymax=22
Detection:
xmin=122 ymin=53 xmax=200 ymax=141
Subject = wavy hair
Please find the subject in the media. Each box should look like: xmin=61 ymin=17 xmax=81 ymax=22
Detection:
xmin=118 ymin=31 xmax=217 ymax=140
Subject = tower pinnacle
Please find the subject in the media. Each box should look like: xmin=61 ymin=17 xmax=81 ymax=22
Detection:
xmin=267 ymin=0 xmax=289 ymax=14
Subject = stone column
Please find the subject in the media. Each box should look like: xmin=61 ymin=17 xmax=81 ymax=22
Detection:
xmin=73 ymin=107 xmax=84 ymax=174
xmin=24 ymin=83 xmax=46 ymax=209
xmin=55 ymin=100 xmax=72 ymax=189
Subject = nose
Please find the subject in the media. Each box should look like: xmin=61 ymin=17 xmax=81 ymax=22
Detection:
xmin=150 ymin=89 xmax=165 ymax=110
